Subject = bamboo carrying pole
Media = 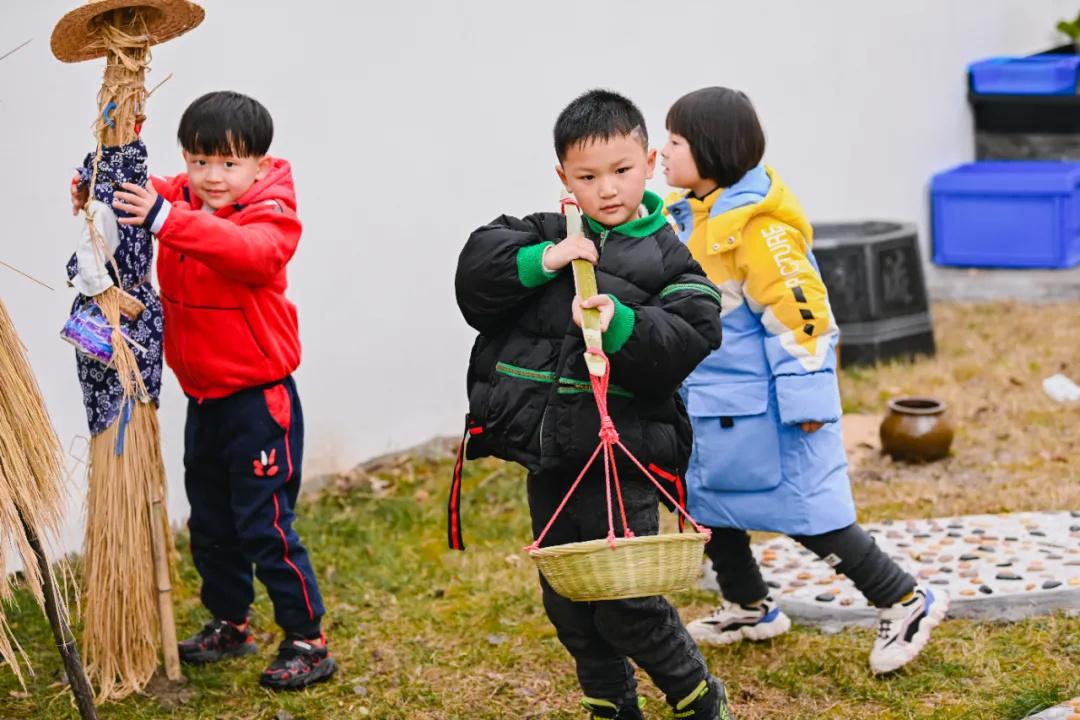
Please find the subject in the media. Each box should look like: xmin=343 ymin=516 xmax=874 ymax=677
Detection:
xmin=562 ymin=192 xmax=607 ymax=377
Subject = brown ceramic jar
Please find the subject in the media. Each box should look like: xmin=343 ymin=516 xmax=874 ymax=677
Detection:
xmin=879 ymin=397 xmax=954 ymax=462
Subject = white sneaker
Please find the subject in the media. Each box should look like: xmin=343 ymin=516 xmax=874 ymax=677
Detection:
xmin=686 ymin=597 xmax=792 ymax=646
xmin=870 ymin=586 xmax=949 ymax=674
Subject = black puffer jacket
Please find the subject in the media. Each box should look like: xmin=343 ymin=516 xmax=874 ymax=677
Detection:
xmin=456 ymin=190 xmax=722 ymax=476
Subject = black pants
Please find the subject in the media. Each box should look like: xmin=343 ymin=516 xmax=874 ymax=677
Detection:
xmin=528 ymin=460 xmax=709 ymax=707
xmin=185 ymin=376 xmax=325 ymax=638
xmin=705 ymin=523 xmax=915 ymax=608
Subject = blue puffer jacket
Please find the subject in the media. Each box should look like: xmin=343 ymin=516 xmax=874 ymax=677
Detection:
xmin=665 ymin=166 xmax=855 ymax=536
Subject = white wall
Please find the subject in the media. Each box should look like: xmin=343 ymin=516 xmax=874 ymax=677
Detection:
xmin=1 ymin=0 xmax=1071 ymax=551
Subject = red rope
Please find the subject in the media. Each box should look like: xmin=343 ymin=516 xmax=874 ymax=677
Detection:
xmin=525 ymin=441 xmax=605 ymax=553
xmin=617 ymin=441 xmax=709 ymax=536
xmin=607 ymin=442 xmax=632 ymax=540
xmin=525 ymin=349 xmax=709 ymax=553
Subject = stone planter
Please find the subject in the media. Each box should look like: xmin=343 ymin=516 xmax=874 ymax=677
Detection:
xmin=812 ymin=221 xmax=935 ymax=367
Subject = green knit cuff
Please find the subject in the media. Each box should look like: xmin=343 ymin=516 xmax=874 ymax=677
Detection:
xmin=516 ymin=242 xmax=559 ymax=288
xmin=602 ymin=294 xmax=636 ymax=354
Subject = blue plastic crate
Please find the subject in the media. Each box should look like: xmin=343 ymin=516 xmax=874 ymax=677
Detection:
xmin=931 ymin=162 xmax=1080 ymax=268
xmin=969 ymin=55 xmax=1080 ymax=95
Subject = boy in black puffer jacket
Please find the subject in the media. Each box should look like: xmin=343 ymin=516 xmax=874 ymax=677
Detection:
xmin=454 ymin=89 xmax=733 ymax=720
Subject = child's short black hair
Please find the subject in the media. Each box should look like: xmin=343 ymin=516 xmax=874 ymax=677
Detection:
xmin=177 ymin=90 xmax=273 ymax=157
xmin=554 ymin=89 xmax=648 ymax=162
xmin=666 ymin=87 xmax=765 ymax=187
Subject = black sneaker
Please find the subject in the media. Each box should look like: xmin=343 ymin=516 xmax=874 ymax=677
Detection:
xmin=580 ymin=696 xmax=645 ymax=719
xmin=259 ymin=634 xmax=337 ymax=690
xmin=178 ymin=618 xmax=258 ymax=664
xmin=672 ymin=676 xmax=735 ymax=719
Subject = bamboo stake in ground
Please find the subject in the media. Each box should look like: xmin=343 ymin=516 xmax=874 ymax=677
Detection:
xmin=149 ymin=463 xmax=179 ymax=681
xmin=562 ymin=191 xmax=606 ymax=377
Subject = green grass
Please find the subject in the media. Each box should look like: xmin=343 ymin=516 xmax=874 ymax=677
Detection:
xmin=2 ymin=452 xmax=1076 ymax=719
xmin=2 ymin=300 xmax=1079 ymax=718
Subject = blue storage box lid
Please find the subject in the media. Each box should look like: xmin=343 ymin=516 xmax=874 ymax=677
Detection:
xmin=932 ymin=161 xmax=1080 ymax=193
xmin=969 ymin=55 xmax=1080 ymax=95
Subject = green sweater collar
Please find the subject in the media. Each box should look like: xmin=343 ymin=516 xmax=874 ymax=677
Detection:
xmin=584 ymin=190 xmax=668 ymax=238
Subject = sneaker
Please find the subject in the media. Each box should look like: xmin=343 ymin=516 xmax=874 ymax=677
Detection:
xmin=580 ymin=696 xmax=645 ymax=719
xmin=686 ymin=597 xmax=791 ymax=646
xmin=259 ymin=634 xmax=337 ymax=690
xmin=870 ymin=586 xmax=949 ymax=674
xmin=672 ymin=676 xmax=735 ymax=719
xmin=178 ymin=618 xmax=258 ymax=664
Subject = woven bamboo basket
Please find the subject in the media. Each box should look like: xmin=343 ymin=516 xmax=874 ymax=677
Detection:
xmin=529 ymin=532 xmax=707 ymax=602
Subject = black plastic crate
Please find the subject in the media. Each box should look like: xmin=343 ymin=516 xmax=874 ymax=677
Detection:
xmin=969 ymin=92 xmax=1080 ymax=135
xmin=812 ymin=221 xmax=935 ymax=367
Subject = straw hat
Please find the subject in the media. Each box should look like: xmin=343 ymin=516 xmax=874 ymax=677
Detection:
xmin=51 ymin=0 xmax=204 ymax=63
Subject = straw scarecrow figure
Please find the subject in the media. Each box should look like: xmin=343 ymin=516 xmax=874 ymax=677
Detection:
xmin=51 ymin=0 xmax=203 ymax=699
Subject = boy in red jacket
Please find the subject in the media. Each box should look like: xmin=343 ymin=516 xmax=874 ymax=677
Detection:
xmin=110 ymin=91 xmax=334 ymax=690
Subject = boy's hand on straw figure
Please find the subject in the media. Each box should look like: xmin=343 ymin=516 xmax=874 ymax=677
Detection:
xmin=572 ymin=294 xmax=614 ymax=332
xmin=70 ymin=173 xmax=88 ymax=215
xmin=542 ymin=233 xmax=598 ymax=272
xmin=113 ymin=182 xmax=161 ymax=226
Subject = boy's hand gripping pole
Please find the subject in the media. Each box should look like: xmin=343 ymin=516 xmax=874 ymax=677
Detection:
xmin=561 ymin=192 xmax=607 ymax=377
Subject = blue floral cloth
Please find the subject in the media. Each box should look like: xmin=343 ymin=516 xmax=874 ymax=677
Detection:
xmin=66 ymin=139 xmax=163 ymax=435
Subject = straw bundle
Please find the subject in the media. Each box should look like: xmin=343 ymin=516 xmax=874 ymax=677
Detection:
xmin=82 ymin=400 xmax=168 ymax=699
xmin=79 ymin=270 xmax=174 ymax=702
xmin=0 ymin=300 xmax=67 ymax=685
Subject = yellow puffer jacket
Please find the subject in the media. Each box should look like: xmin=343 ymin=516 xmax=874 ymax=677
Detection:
xmin=664 ymin=165 xmax=854 ymax=536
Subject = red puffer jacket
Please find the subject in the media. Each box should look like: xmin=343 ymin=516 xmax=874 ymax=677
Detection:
xmin=152 ymin=159 xmax=302 ymax=400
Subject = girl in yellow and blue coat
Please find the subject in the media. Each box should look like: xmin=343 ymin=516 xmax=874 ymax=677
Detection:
xmin=661 ymin=87 xmax=947 ymax=674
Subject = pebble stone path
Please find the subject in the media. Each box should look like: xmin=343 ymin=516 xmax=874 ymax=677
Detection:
xmin=701 ymin=511 xmax=1080 ymax=630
